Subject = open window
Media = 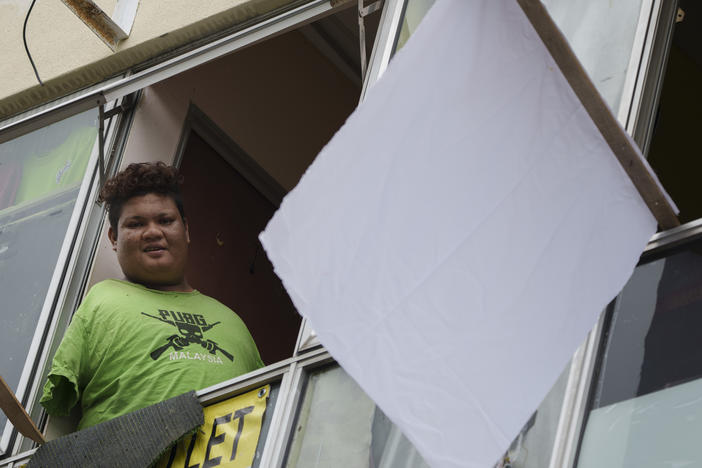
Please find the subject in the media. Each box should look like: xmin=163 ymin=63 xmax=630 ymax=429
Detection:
xmin=575 ymin=1 xmax=702 ymax=465
xmin=86 ymin=0 xmax=380 ymax=382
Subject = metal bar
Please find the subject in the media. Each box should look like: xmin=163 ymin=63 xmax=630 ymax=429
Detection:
xmin=558 ymin=320 xmax=602 ymax=466
xmin=359 ymin=0 xmax=406 ymax=102
xmin=516 ymin=0 xmax=679 ymax=230
xmin=98 ymin=105 xmax=106 ymax=190
xmin=617 ymin=0 xmax=657 ymax=130
xmin=358 ymin=0 xmax=369 ymax=79
xmin=357 ymin=1 xmax=381 ymax=79
xmin=631 ymin=0 xmax=678 ymax=156
xmin=257 ymin=363 xmax=299 ymax=468
xmin=643 ymin=217 xmax=702 ymax=254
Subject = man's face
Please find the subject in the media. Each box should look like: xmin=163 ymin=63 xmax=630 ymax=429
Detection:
xmin=108 ymin=193 xmax=190 ymax=289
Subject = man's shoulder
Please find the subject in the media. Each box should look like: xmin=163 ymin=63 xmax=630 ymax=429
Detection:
xmin=86 ymin=279 xmax=137 ymax=298
xmin=192 ymin=291 xmax=234 ymax=312
xmin=81 ymin=279 xmax=157 ymax=309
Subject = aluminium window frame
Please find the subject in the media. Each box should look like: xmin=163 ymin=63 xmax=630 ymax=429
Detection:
xmin=18 ymin=92 xmax=140 ymax=455
xmin=0 ymin=94 xmax=135 ymax=456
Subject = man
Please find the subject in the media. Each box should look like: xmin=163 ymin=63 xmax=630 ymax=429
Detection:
xmin=40 ymin=162 xmax=263 ymax=430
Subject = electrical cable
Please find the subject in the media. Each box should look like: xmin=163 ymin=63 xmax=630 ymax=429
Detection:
xmin=23 ymin=0 xmax=43 ymax=86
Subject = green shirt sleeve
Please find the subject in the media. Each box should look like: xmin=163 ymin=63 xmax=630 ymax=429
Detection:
xmin=40 ymin=298 xmax=92 ymax=417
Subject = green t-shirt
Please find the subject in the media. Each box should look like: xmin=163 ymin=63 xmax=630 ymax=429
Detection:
xmin=40 ymin=279 xmax=264 ymax=430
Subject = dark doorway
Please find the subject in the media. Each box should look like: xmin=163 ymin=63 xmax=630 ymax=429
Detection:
xmin=179 ymin=129 xmax=300 ymax=365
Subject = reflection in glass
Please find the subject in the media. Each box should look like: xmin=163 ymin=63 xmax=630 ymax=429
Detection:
xmin=285 ymin=365 xmax=428 ymax=468
xmin=0 ymin=110 xmax=98 ymax=431
xmin=391 ymin=0 xmax=644 ymax=112
xmin=578 ymin=246 xmax=702 ymax=466
xmin=541 ymin=0 xmax=645 ymax=112
xmin=394 ymin=0 xmax=436 ymax=53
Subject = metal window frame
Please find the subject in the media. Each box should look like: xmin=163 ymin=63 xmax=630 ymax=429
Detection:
xmin=0 ymin=94 xmax=135 ymax=456
xmin=629 ymin=0 xmax=679 ymax=155
xmin=359 ymin=0 xmax=406 ymax=101
xmin=19 ymin=92 xmax=139 ymax=455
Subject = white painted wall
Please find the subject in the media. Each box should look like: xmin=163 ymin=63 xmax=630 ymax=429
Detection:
xmin=0 ymin=0 xmax=296 ymax=117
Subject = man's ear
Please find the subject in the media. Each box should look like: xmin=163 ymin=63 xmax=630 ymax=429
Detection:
xmin=107 ymin=226 xmax=118 ymax=251
xmin=183 ymin=218 xmax=191 ymax=244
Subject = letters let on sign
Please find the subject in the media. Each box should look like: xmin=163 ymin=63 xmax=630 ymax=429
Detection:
xmin=157 ymin=385 xmax=269 ymax=468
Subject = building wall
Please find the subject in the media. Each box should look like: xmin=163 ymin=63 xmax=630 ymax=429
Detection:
xmin=0 ymin=0 xmax=300 ymax=118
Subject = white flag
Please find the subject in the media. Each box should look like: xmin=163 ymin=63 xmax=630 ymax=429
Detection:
xmin=260 ymin=1 xmax=661 ymax=466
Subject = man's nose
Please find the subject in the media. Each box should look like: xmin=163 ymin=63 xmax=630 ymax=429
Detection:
xmin=142 ymin=222 xmax=164 ymax=239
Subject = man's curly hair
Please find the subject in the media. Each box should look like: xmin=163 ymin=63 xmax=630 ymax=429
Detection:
xmin=99 ymin=162 xmax=185 ymax=235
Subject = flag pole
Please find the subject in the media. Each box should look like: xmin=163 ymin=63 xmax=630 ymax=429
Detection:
xmin=0 ymin=375 xmax=45 ymax=445
xmin=516 ymin=0 xmax=680 ymax=230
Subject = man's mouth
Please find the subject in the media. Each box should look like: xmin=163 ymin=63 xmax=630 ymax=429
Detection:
xmin=143 ymin=245 xmax=167 ymax=252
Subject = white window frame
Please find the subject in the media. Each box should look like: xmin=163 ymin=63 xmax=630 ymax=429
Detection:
xmin=0 ymin=94 xmax=133 ymax=455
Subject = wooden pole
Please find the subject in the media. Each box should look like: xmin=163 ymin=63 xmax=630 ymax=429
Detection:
xmin=0 ymin=376 xmax=45 ymax=445
xmin=516 ymin=0 xmax=680 ymax=230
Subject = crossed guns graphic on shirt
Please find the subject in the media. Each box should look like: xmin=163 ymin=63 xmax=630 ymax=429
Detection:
xmin=142 ymin=309 xmax=234 ymax=361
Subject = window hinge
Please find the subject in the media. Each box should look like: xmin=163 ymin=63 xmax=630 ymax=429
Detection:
xmin=358 ymin=0 xmax=384 ymax=79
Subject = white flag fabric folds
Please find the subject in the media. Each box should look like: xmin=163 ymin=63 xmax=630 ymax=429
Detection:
xmin=260 ymin=1 xmax=660 ymax=466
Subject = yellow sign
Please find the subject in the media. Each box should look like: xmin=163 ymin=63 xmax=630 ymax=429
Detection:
xmin=157 ymin=385 xmax=269 ymax=468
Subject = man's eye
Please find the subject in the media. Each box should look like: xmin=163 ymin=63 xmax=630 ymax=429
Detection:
xmin=160 ymin=218 xmax=174 ymax=225
xmin=126 ymin=222 xmax=143 ymax=228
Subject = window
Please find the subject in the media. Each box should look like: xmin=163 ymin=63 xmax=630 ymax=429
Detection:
xmin=284 ymin=365 xmax=428 ymax=468
xmin=577 ymin=238 xmax=702 ymax=466
xmin=641 ymin=0 xmax=702 ymax=223
xmin=86 ymin=3 xmax=380 ymax=366
xmin=0 ymin=110 xmax=98 ymax=452
xmin=575 ymin=2 xmax=702 ymax=464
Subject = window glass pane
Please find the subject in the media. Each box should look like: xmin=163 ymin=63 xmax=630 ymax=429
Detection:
xmin=391 ymin=0 xmax=644 ymax=112
xmin=578 ymin=245 xmax=702 ymax=466
xmin=285 ymin=365 xmax=428 ymax=468
xmin=395 ymin=0 xmax=436 ymax=53
xmin=0 ymin=110 xmax=97 ymax=431
xmin=542 ymin=0 xmax=645 ymax=112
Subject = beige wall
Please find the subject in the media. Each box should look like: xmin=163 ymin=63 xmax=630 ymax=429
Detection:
xmin=89 ymin=28 xmax=359 ymax=285
xmin=0 ymin=0 xmax=298 ymax=119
